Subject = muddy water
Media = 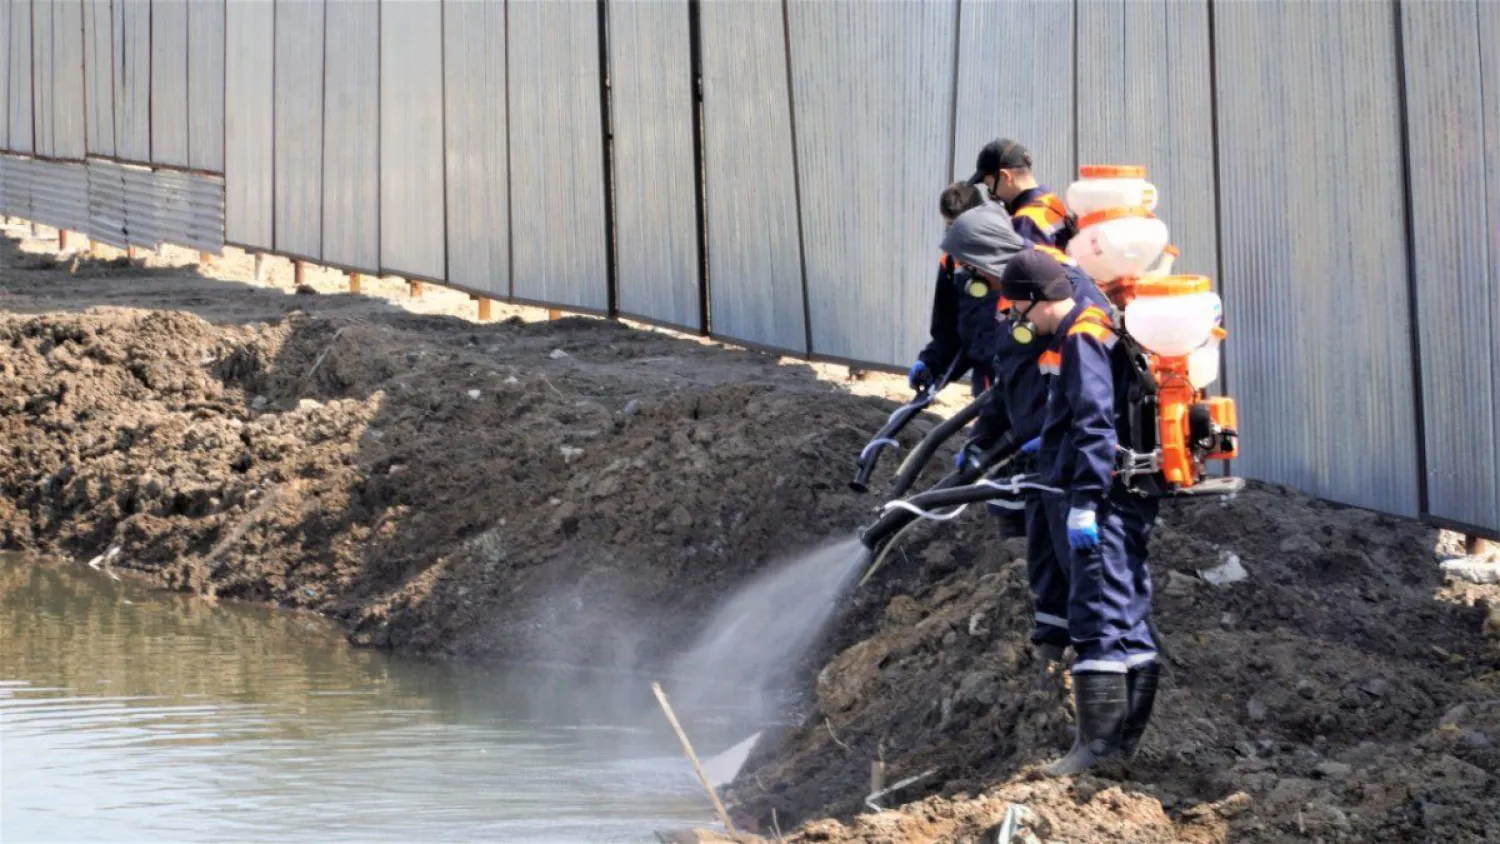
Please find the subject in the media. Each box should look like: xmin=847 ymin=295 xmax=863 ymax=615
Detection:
xmin=0 ymin=556 xmax=733 ymax=842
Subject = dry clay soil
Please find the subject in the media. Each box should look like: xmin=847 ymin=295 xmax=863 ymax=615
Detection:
xmin=1 ymin=226 xmax=1498 ymax=843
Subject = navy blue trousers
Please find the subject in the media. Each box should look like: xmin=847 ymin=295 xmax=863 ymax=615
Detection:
xmin=1066 ymin=488 xmax=1160 ymax=672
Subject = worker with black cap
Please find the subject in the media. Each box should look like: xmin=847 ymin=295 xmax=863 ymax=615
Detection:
xmin=909 ymin=182 xmax=995 ymax=398
xmin=969 ymin=139 xmax=1077 ymax=251
xmin=997 ymin=249 xmax=1162 ymax=777
xmin=940 ymin=208 xmax=1110 ymax=667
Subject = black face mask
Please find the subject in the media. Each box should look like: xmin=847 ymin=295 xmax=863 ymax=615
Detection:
xmin=1008 ymin=301 xmax=1039 ymax=345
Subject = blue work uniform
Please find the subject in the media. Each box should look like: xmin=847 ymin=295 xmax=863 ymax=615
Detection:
xmin=1008 ymin=187 xmax=1075 ymax=251
xmin=1036 ymin=302 xmax=1159 ymax=672
xmin=981 ymin=245 xmax=1111 ymax=648
xmin=916 ymin=253 xmax=1005 ymax=398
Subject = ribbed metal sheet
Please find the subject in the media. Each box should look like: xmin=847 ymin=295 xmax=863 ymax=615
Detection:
xmin=49 ymin=0 xmax=87 ymax=161
xmin=507 ymin=0 xmax=608 ymax=311
xmin=1401 ymin=0 xmax=1499 ymax=532
xmin=442 ymin=0 xmax=508 ymax=296
xmin=151 ymin=0 xmax=190 ymax=167
xmin=115 ymin=0 xmax=150 ymax=162
xmin=32 ymin=0 xmax=54 ymax=158
xmin=322 ymin=0 xmax=379 ymax=271
xmin=1076 ymin=0 xmax=1216 ymax=278
xmin=224 ymin=0 xmax=274 ymax=249
xmin=953 ymin=0 xmax=1072 ymax=189
xmin=698 ymin=0 xmax=806 ymax=353
xmin=188 ymin=0 xmax=226 ymax=172
xmin=153 ymin=168 xmax=225 ymax=252
xmin=28 ymin=160 xmax=88 ymax=232
xmin=606 ymin=0 xmax=699 ymax=330
xmin=84 ymin=0 xmax=115 ymax=156
xmin=0 ymin=155 xmax=32 ymax=217
xmin=787 ymin=0 xmax=955 ymax=366
xmin=379 ymin=0 xmax=445 ymax=280
xmin=1216 ymin=0 xmax=1419 ymax=516
xmin=87 ymin=157 xmax=129 ymax=249
xmin=121 ymin=161 xmax=160 ymax=247
xmin=273 ymin=0 xmax=324 ymax=259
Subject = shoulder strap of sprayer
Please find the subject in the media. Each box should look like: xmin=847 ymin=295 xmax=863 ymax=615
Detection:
xmin=1110 ymin=314 xmax=1167 ymax=497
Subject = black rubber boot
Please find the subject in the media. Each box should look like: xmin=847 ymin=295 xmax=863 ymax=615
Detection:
xmin=1119 ymin=660 xmax=1161 ymax=759
xmin=1044 ymin=671 xmax=1128 ymax=777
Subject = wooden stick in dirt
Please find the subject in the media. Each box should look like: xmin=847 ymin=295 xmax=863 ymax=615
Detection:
xmin=651 ymin=682 xmax=738 ymax=835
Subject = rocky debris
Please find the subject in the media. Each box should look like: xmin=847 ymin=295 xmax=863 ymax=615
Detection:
xmin=1443 ymin=557 xmax=1500 ymax=585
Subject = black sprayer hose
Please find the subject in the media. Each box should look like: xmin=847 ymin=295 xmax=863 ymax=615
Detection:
xmin=885 ymin=388 xmax=991 ymax=498
xmin=849 ymin=388 xmax=937 ymax=493
xmin=858 ymin=434 xmax=1020 ymax=551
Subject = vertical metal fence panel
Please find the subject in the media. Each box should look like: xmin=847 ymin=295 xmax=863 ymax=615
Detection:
xmin=151 ymin=0 xmax=190 ymax=167
xmin=1076 ymin=0 xmax=1216 ymax=277
xmin=442 ymin=0 xmax=508 ymax=297
xmin=122 ymin=161 xmax=160 ymax=246
xmin=115 ymin=0 xmax=150 ymax=162
xmin=1401 ymin=0 xmax=1499 ymax=532
xmin=188 ymin=0 xmax=226 ymax=172
xmin=8 ymin=0 xmax=34 ymax=154
xmin=606 ymin=0 xmax=699 ymax=330
xmin=50 ymin=0 xmax=87 ymax=161
xmin=224 ymin=0 xmax=274 ymax=248
xmin=379 ymin=0 xmax=445 ymax=280
xmin=788 ymin=0 xmax=956 ymax=366
xmin=30 ymin=160 xmax=89 ymax=231
xmin=507 ymin=0 xmax=608 ymax=311
xmin=33 ymin=0 xmax=54 ymax=158
xmin=322 ymin=0 xmax=379 ymax=271
xmin=0 ymin=0 xmax=9 ymax=152
xmin=953 ymin=0 xmax=1073 ymax=190
xmin=84 ymin=0 xmax=114 ymax=156
xmin=698 ymin=0 xmax=806 ymax=353
xmin=273 ymin=0 xmax=324 ymax=259
xmin=1216 ymin=0 xmax=1419 ymax=516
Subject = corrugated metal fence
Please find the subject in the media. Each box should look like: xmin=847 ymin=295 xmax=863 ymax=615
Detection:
xmin=0 ymin=0 xmax=1495 ymax=537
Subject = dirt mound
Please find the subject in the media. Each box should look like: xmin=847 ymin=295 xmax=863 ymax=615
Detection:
xmin=0 ymin=306 xmax=904 ymax=668
xmin=726 ymin=486 xmax=1500 ymax=842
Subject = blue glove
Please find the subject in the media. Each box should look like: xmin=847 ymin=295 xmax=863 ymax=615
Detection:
xmin=955 ymin=444 xmax=977 ymax=471
xmin=1066 ymin=507 xmax=1100 ymax=552
xmin=1020 ymin=437 xmax=1042 ymax=455
xmin=908 ymin=360 xmax=933 ymax=391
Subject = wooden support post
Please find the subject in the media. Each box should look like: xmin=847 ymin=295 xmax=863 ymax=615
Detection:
xmin=477 ymin=298 xmax=493 ymax=322
xmin=89 ymin=239 xmax=104 ymax=259
xmin=294 ymin=260 xmax=308 ymax=287
xmin=59 ymin=230 xmax=73 ymax=251
xmin=1465 ymin=535 xmax=1496 ymax=558
xmin=548 ymin=308 xmax=562 ymax=321
xmin=348 ymin=272 xmax=362 ymax=293
xmin=127 ymin=245 xmax=142 ymax=261
xmin=408 ymin=279 xmax=423 ymax=298
xmin=31 ymin=222 xmax=43 ymax=239
xmin=253 ymin=253 xmax=268 ymax=282
xmin=198 ymin=251 xmax=213 ymax=267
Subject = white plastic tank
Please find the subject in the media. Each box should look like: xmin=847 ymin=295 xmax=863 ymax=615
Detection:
xmin=1187 ymin=300 xmax=1227 ymax=389
xmin=1067 ymin=207 xmax=1169 ymax=282
xmin=1124 ymin=276 xmax=1221 ymax=358
xmin=1066 ymin=165 xmax=1159 ymax=217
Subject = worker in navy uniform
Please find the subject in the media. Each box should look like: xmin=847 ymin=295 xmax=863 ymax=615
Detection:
xmin=996 ymin=249 xmax=1161 ymax=776
xmin=942 ymin=211 xmax=1111 ymax=667
xmin=968 ymin=139 xmax=1076 ymax=251
xmin=908 ymin=182 xmax=1007 ymax=399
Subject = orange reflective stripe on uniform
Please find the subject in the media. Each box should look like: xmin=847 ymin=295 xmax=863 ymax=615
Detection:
xmin=1033 ymin=244 xmax=1077 ymax=267
xmin=1039 ymin=350 xmax=1062 ymax=376
xmin=1067 ymin=306 xmax=1116 ymax=342
xmin=1016 ymin=205 xmax=1065 ymax=233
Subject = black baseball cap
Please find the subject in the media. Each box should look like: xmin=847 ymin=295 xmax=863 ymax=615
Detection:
xmin=967 ymin=138 xmax=1033 ymax=185
xmin=998 ymin=247 xmax=1072 ymax=302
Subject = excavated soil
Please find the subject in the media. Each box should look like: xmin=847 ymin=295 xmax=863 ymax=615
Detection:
xmin=3 ymin=225 xmax=1498 ymax=843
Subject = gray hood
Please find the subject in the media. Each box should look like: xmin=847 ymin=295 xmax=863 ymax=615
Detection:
xmin=940 ymin=199 xmax=1025 ymax=280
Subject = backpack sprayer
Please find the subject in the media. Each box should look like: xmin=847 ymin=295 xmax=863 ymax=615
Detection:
xmin=1064 ymin=165 xmax=1241 ymax=497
